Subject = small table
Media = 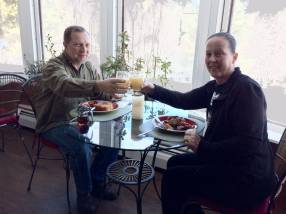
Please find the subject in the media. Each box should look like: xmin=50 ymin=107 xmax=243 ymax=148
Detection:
xmin=73 ymin=100 xmax=205 ymax=214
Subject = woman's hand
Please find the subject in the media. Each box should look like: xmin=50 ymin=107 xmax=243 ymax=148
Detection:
xmin=141 ymin=81 xmax=155 ymax=95
xmin=184 ymin=129 xmax=201 ymax=153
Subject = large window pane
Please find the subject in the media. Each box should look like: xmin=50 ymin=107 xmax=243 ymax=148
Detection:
xmin=124 ymin=0 xmax=200 ymax=91
xmin=40 ymin=0 xmax=100 ymax=66
xmin=0 ymin=0 xmax=23 ymax=66
xmin=231 ymin=0 xmax=286 ymax=125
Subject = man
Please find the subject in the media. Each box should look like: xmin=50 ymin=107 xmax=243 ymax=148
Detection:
xmin=35 ymin=26 xmax=128 ymax=214
xmin=142 ymin=32 xmax=277 ymax=213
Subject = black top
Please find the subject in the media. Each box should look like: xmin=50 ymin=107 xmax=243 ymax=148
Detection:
xmin=149 ymin=67 xmax=277 ymax=193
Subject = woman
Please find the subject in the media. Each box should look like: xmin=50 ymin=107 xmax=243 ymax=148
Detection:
xmin=142 ymin=32 xmax=277 ymax=214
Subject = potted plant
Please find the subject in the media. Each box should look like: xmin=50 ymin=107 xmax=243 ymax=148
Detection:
xmin=24 ymin=34 xmax=58 ymax=78
xmin=100 ymin=31 xmax=172 ymax=89
xmin=100 ymin=31 xmax=131 ymax=79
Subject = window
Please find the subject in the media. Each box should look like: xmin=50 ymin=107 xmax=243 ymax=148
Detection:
xmin=40 ymin=0 xmax=101 ymax=66
xmin=0 ymin=0 xmax=23 ymax=67
xmin=231 ymin=0 xmax=286 ymax=125
xmin=123 ymin=0 xmax=200 ymax=91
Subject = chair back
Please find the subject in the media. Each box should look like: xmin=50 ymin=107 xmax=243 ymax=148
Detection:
xmin=22 ymin=74 xmax=43 ymax=118
xmin=0 ymin=74 xmax=27 ymax=118
xmin=0 ymin=73 xmax=26 ymax=86
xmin=270 ymin=128 xmax=286 ymax=206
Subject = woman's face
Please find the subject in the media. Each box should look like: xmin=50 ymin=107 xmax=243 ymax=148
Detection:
xmin=205 ymin=36 xmax=238 ymax=84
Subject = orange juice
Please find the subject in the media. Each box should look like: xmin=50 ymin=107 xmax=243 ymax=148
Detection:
xmin=130 ymin=76 xmax=144 ymax=91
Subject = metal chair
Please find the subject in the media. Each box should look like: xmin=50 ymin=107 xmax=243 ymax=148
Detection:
xmin=182 ymin=128 xmax=286 ymax=214
xmin=0 ymin=73 xmax=33 ymax=165
xmin=22 ymin=74 xmax=72 ymax=214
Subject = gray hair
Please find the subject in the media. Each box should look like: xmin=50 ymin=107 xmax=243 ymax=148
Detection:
xmin=63 ymin=26 xmax=88 ymax=44
xmin=207 ymin=32 xmax=237 ymax=53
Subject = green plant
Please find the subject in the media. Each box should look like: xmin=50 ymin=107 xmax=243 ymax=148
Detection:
xmin=100 ymin=31 xmax=172 ymax=87
xmin=158 ymin=58 xmax=171 ymax=87
xmin=24 ymin=34 xmax=58 ymax=77
xmin=151 ymin=56 xmax=171 ymax=87
xmin=44 ymin=34 xmax=57 ymax=58
xmin=24 ymin=59 xmax=46 ymax=78
xmin=134 ymin=57 xmax=145 ymax=72
xmin=100 ymin=31 xmax=131 ymax=78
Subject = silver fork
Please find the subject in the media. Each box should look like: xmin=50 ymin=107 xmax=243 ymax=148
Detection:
xmin=154 ymin=117 xmax=165 ymax=128
xmin=136 ymin=128 xmax=155 ymax=138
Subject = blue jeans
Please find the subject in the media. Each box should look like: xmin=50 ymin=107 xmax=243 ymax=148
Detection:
xmin=41 ymin=124 xmax=118 ymax=194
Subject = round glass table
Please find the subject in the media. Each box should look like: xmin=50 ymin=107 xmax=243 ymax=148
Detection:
xmin=72 ymin=100 xmax=205 ymax=214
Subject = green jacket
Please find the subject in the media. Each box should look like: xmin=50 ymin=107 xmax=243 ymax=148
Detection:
xmin=34 ymin=53 xmax=109 ymax=133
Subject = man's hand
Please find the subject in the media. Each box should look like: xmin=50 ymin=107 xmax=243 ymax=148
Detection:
xmin=184 ymin=129 xmax=201 ymax=153
xmin=96 ymin=78 xmax=128 ymax=94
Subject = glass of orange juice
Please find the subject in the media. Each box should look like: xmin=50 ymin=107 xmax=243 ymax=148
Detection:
xmin=115 ymin=71 xmax=130 ymax=98
xmin=129 ymin=71 xmax=144 ymax=92
xmin=116 ymin=71 xmax=130 ymax=87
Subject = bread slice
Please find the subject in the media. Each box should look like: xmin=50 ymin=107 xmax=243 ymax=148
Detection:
xmin=94 ymin=101 xmax=114 ymax=111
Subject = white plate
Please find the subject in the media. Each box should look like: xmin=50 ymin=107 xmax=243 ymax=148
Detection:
xmin=80 ymin=100 xmax=128 ymax=113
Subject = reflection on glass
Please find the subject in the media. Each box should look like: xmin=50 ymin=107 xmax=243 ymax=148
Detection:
xmin=40 ymin=0 xmax=100 ymax=63
xmin=231 ymin=0 xmax=286 ymax=125
xmin=124 ymin=0 xmax=200 ymax=85
xmin=0 ymin=0 xmax=23 ymax=65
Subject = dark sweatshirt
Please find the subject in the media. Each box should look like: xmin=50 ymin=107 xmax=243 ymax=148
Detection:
xmin=149 ymin=67 xmax=277 ymax=197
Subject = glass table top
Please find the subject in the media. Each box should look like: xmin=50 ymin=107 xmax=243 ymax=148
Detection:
xmin=80 ymin=100 xmax=205 ymax=151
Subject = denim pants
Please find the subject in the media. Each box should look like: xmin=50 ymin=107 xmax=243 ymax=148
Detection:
xmin=41 ymin=124 xmax=118 ymax=194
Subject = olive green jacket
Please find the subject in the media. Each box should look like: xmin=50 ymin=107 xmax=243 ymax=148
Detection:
xmin=34 ymin=53 xmax=109 ymax=133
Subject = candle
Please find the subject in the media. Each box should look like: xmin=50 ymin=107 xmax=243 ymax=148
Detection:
xmin=132 ymin=93 xmax=145 ymax=119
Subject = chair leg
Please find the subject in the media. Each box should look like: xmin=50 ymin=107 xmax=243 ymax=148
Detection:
xmin=65 ymin=157 xmax=72 ymax=214
xmin=27 ymin=156 xmax=39 ymax=191
xmin=16 ymin=125 xmax=33 ymax=166
xmin=27 ymin=138 xmax=41 ymax=191
xmin=0 ymin=130 xmax=4 ymax=152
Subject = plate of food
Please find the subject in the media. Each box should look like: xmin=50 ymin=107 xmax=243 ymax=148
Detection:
xmin=80 ymin=100 xmax=119 ymax=113
xmin=152 ymin=115 xmax=197 ymax=133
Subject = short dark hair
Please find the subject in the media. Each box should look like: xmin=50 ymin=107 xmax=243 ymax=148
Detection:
xmin=207 ymin=32 xmax=236 ymax=53
xmin=63 ymin=26 xmax=87 ymax=44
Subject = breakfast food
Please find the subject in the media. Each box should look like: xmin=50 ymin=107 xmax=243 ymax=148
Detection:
xmin=95 ymin=101 xmax=114 ymax=111
xmin=87 ymin=101 xmax=115 ymax=111
xmin=158 ymin=116 xmax=197 ymax=131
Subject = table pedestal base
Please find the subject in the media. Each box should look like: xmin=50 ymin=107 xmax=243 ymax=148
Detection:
xmin=107 ymin=159 xmax=155 ymax=214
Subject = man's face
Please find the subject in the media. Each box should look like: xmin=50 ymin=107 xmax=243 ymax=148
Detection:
xmin=64 ymin=31 xmax=90 ymax=65
xmin=205 ymin=37 xmax=238 ymax=84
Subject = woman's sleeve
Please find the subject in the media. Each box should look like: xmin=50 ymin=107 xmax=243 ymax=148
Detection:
xmin=148 ymin=83 xmax=212 ymax=110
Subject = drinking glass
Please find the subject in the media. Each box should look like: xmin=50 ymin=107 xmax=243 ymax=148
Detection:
xmin=129 ymin=71 xmax=144 ymax=93
xmin=115 ymin=70 xmax=130 ymax=98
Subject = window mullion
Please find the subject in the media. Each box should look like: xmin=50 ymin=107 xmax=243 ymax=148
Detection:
xmin=18 ymin=0 xmax=42 ymax=66
xmin=192 ymin=0 xmax=226 ymax=89
xmin=100 ymin=0 xmax=118 ymax=68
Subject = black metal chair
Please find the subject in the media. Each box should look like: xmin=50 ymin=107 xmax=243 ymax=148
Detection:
xmin=22 ymin=74 xmax=72 ymax=214
xmin=0 ymin=73 xmax=33 ymax=165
